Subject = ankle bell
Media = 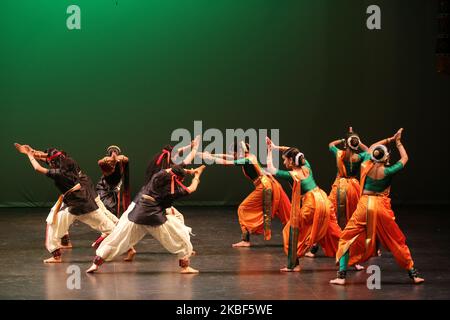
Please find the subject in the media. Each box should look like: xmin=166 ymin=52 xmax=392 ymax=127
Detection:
xmin=179 ymin=258 xmax=190 ymax=268
xmin=408 ymin=268 xmax=421 ymax=279
xmin=52 ymin=249 xmax=62 ymax=258
xmin=93 ymin=256 xmax=105 ymax=266
xmin=61 ymin=234 xmax=71 ymax=246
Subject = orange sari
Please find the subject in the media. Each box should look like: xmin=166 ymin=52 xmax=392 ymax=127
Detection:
xmin=335 ymin=161 xmax=414 ymax=269
xmin=284 ymin=172 xmax=341 ymax=268
xmin=328 ymin=150 xmax=361 ymax=225
xmin=238 ymin=173 xmax=291 ymax=241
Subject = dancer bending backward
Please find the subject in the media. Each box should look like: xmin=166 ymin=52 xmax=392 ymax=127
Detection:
xmin=305 ymin=127 xmax=369 ymax=265
xmin=328 ymin=127 xmax=368 ymax=228
xmin=201 ymin=142 xmax=290 ymax=247
xmin=14 ymin=144 xmax=117 ymax=263
xmin=86 ymin=164 xmax=206 ymax=274
xmin=96 ymin=145 xmax=131 ymax=218
xmin=266 ymin=138 xmax=341 ymax=272
xmin=329 ymin=129 xmax=424 ymax=285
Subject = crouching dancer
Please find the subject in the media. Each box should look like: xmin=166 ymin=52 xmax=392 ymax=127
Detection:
xmin=14 ymin=143 xmax=117 ymax=263
xmin=86 ymin=164 xmax=206 ymax=274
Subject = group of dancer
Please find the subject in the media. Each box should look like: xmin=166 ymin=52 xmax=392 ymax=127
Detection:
xmin=14 ymin=126 xmax=424 ymax=284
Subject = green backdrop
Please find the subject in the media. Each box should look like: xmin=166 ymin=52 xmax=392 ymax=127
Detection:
xmin=1 ymin=0 xmax=449 ymax=206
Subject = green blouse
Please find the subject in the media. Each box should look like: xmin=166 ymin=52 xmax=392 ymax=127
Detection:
xmin=234 ymin=158 xmax=260 ymax=181
xmin=363 ymin=161 xmax=404 ymax=193
xmin=274 ymin=160 xmax=318 ymax=193
xmin=329 ymin=145 xmax=368 ymax=177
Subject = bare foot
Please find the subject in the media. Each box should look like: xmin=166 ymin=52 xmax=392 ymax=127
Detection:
xmin=60 ymin=243 xmax=73 ymax=250
xmin=180 ymin=266 xmax=199 ymax=274
xmin=280 ymin=265 xmax=301 ymax=272
xmin=412 ymin=277 xmax=425 ymax=284
xmin=86 ymin=264 xmax=99 ymax=273
xmin=43 ymin=256 xmax=62 ymax=263
xmin=329 ymin=278 xmax=346 ymax=285
xmin=305 ymin=252 xmax=316 ymax=258
xmin=124 ymin=248 xmax=136 ymax=262
xmin=232 ymin=241 xmax=251 ymax=248
xmin=355 ymin=264 xmax=365 ymax=271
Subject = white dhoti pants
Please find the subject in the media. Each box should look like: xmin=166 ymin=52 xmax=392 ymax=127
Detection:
xmin=95 ymin=196 xmax=120 ymax=224
xmin=45 ymin=201 xmax=117 ymax=253
xmin=96 ymin=203 xmax=193 ymax=261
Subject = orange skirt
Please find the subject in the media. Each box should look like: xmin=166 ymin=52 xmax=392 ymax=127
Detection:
xmin=336 ymin=195 xmax=414 ymax=270
xmin=237 ymin=176 xmax=291 ymax=240
xmin=328 ymin=176 xmax=360 ymax=225
xmin=283 ymin=188 xmax=341 ymax=258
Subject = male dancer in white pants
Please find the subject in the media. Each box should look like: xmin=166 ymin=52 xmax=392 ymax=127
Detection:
xmin=86 ymin=164 xmax=205 ymax=274
xmin=14 ymin=144 xmax=117 ymax=263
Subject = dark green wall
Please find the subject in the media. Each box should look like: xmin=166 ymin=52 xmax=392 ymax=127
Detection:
xmin=1 ymin=0 xmax=449 ymax=206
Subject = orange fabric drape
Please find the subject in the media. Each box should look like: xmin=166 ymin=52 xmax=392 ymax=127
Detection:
xmin=336 ymin=194 xmax=414 ymax=269
xmin=283 ymin=187 xmax=341 ymax=260
xmin=329 ymin=177 xmax=360 ymax=224
xmin=237 ymin=175 xmax=290 ymax=240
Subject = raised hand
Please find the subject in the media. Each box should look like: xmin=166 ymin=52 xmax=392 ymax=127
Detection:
xmin=394 ymin=128 xmax=403 ymax=142
xmin=14 ymin=143 xmax=33 ymax=155
xmin=194 ymin=165 xmax=206 ymax=176
xmin=266 ymin=137 xmax=275 ymax=151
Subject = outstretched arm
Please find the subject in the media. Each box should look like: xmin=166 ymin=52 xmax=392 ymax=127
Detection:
xmin=199 ymin=151 xmax=236 ymax=165
xmin=198 ymin=151 xmax=235 ymax=160
xmin=14 ymin=143 xmax=48 ymax=175
xmin=208 ymin=153 xmax=235 ymax=160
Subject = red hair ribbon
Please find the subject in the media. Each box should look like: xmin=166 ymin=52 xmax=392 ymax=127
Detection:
xmin=47 ymin=151 xmax=63 ymax=162
xmin=156 ymin=149 xmax=171 ymax=166
xmin=170 ymin=172 xmax=190 ymax=194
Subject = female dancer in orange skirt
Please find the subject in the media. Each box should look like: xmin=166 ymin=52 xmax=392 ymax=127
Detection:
xmin=201 ymin=142 xmax=290 ymax=247
xmin=328 ymin=127 xmax=368 ymax=228
xmin=330 ymin=128 xmax=424 ymax=285
xmin=266 ymin=138 xmax=341 ymax=272
xmin=306 ymin=127 xmax=369 ymax=258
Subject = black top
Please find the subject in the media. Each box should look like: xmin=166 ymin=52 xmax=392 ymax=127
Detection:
xmin=96 ymin=164 xmax=123 ymax=213
xmin=104 ymin=164 xmax=122 ymax=186
xmin=128 ymin=170 xmax=189 ymax=226
xmin=46 ymin=169 xmax=99 ymax=215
